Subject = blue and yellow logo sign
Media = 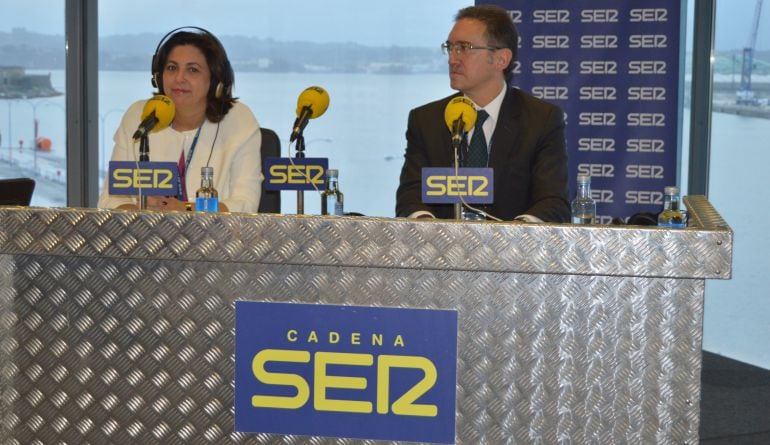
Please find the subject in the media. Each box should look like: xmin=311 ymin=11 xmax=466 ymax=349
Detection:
xmin=107 ymin=161 xmax=179 ymax=196
xmin=263 ymin=157 xmax=329 ymax=191
xmin=421 ymin=167 xmax=494 ymax=204
xmin=234 ymin=301 xmax=457 ymax=443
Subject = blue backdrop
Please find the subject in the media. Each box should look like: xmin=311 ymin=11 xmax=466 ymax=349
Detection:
xmin=481 ymin=1 xmax=684 ymax=222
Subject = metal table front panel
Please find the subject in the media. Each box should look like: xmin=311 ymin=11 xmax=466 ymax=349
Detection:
xmin=2 ymin=255 xmax=703 ymax=444
xmin=0 ymin=196 xmax=730 ymax=444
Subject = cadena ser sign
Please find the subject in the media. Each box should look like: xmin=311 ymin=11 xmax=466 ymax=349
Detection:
xmin=234 ymin=301 xmax=458 ymax=443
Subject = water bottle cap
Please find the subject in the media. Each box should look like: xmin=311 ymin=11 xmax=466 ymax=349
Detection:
xmin=201 ymin=166 xmax=214 ymax=177
xmin=327 ymin=168 xmax=338 ymax=177
xmin=577 ymin=174 xmax=591 ymax=184
xmin=664 ymin=186 xmax=679 ymax=195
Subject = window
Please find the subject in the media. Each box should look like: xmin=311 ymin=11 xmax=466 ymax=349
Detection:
xmin=702 ymin=0 xmax=770 ymax=369
xmin=98 ymin=0 xmax=467 ymax=216
xmin=0 ymin=4 xmax=66 ymax=207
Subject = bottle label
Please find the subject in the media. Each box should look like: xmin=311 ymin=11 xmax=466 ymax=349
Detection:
xmin=196 ymin=197 xmax=219 ymax=212
xmin=657 ymin=222 xmax=686 ymax=228
xmin=334 ymin=201 xmax=344 ymax=216
xmin=572 ymin=215 xmax=594 ymax=224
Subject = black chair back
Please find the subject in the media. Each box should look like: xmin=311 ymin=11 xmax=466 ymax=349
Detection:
xmin=258 ymin=128 xmax=281 ymax=213
xmin=0 ymin=178 xmax=35 ymax=206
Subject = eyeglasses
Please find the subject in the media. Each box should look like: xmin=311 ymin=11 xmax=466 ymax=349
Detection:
xmin=441 ymin=41 xmax=502 ymax=56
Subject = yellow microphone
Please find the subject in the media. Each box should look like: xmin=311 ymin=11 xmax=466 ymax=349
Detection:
xmin=290 ymin=86 xmax=330 ymax=142
xmin=132 ymin=94 xmax=176 ymax=140
xmin=444 ymin=96 xmax=477 ymax=150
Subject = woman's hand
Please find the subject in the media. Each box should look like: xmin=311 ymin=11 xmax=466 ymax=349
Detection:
xmin=146 ymin=196 xmax=189 ymax=212
xmin=119 ymin=197 xmax=229 ymax=212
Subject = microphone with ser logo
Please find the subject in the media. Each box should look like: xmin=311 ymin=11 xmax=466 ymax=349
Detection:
xmin=290 ymin=86 xmax=330 ymax=143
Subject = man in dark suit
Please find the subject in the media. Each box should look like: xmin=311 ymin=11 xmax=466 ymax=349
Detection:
xmin=396 ymin=5 xmax=570 ymax=223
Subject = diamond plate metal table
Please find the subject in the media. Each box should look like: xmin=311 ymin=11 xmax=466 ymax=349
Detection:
xmin=0 ymin=196 xmax=732 ymax=444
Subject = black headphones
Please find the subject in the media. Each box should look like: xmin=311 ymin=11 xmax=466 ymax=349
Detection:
xmin=150 ymin=26 xmax=233 ymax=99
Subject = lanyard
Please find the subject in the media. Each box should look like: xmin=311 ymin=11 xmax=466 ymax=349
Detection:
xmin=177 ymin=124 xmax=203 ymax=201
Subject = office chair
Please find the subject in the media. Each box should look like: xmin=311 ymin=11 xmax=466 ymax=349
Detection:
xmin=0 ymin=178 xmax=35 ymax=206
xmin=258 ymin=128 xmax=281 ymax=213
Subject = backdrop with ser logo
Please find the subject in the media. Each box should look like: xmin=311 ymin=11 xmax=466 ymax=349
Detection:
xmin=481 ymin=0 xmax=684 ymax=222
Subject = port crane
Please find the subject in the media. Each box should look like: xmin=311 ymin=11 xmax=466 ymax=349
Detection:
xmin=737 ymin=0 xmax=765 ymax=105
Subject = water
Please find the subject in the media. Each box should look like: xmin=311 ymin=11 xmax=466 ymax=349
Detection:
xmin=321 ymin=190 xmax=344 ymax=216
xmin=656 ymin=210 xmax=686 ymax=228
xmin=656 ymin=188 xmax=686 ymax=228
xmin=195 ymin=195 xmax=219 ymax=212
xmin=320 ymin=169 xmax=344 ymax=216
xmin=571 ymin=215 xmax=594 ymax=225
xmin=194 ymin=166 xmax=219 ymax=212
xmin=656 ymin=218 xmax=686 ymax=228
xmin=571 ymin=177 xmax=596 ymax=225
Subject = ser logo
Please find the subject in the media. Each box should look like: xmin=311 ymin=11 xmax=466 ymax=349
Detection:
xmin=626 ymin=165 xmax=664 ymax=179
xmin=628 ymin=87 xmax=666 ymax=101
xmin=630 ymin=8 xmax=668 ymax=22
xmin=532 ymin=86 xmax=569 ymax=100
xmin=627 ymin=139 xmax=665 ymax=153
xmin=532 ymin=35 xmax=569 ymax=49
xmin=579 ymin=86 xmax=617 ymax=100
xmin=629 ymin=61 xmax=667 ymax=74
xmin=627 ymin=113 xmax=666 ymax=127
xmin=629 ymin=34 xmax=668 ymax=48
xmin=578 ymin=138 xmax=615 ymax=152
xmin=532 ymin=60 xmax=569 ymax=74
xmin=580 ymin=61 xmax=618 ymax=75
xmin=533 ymin=9 xmax=570 ymax=23
xmin=234 ymin=302 xmax=458 ymax=444
xmin=250 ymin=331 xmax=438 ymax=416
xmin=581 ymin=9 xmax=619 ymax=23
xmin=108 ymin=161 xmax=179 ymax=196
xmin=581 ymin=35 xmax=618 ymax=49
xmin=425 ymin=176 xmax=489 ymax=196
xmin=422 ymin=167 xmax=494 ymax=204
xmin=579 ymin=112 xmax=616 ymax=126
xmin=626 ymin=190 xmax=663 ymax=205
xmin=263 ymin=157 xmax=329 ymax=191
xmin=578 ymin=163 xmax=614 ymax=178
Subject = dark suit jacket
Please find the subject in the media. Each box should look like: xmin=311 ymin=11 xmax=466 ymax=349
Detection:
xmin=396 ymin=88 xmax=570 ymax=222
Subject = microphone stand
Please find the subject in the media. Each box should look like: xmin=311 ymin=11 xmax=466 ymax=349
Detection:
xmin=295 ymin=133 xmax=306 ymax=215
xmin=453 ymin=133 xmax=467 ymax=220
xmin=139 ymin=135 xmax=150 ymax=210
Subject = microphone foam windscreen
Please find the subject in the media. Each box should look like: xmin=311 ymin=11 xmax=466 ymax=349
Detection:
xmin=142 ymin=95 xmax=176 ymax=133
xmin=296 ymin=86 xmax=330 ymax=119
xmin=444 ymin=96 xmax=477 ymax=133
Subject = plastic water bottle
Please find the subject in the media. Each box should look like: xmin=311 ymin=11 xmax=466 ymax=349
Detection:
xmin=321 ymin=168 xmax=344 ymax=216
xmin=571 ymin=174 xmax=596 ymax=224
xmin=657 ymin=186 xmax=686 ymax=228
xmin=195 ymin=166 xmax=219 ymax=212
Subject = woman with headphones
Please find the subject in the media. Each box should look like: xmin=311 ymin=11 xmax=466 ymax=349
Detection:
xmin=97 ymin=27 xmax=262 ymax=213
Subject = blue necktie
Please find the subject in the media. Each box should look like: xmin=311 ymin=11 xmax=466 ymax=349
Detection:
xmin=466 ymin=109 xmax=489 ymax=167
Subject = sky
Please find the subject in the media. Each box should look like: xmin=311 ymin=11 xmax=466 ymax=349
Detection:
xmin=3 ymin=0 xmax=465 ymax=47
xmin=1 ymin=0 xmax=767 ymax=51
